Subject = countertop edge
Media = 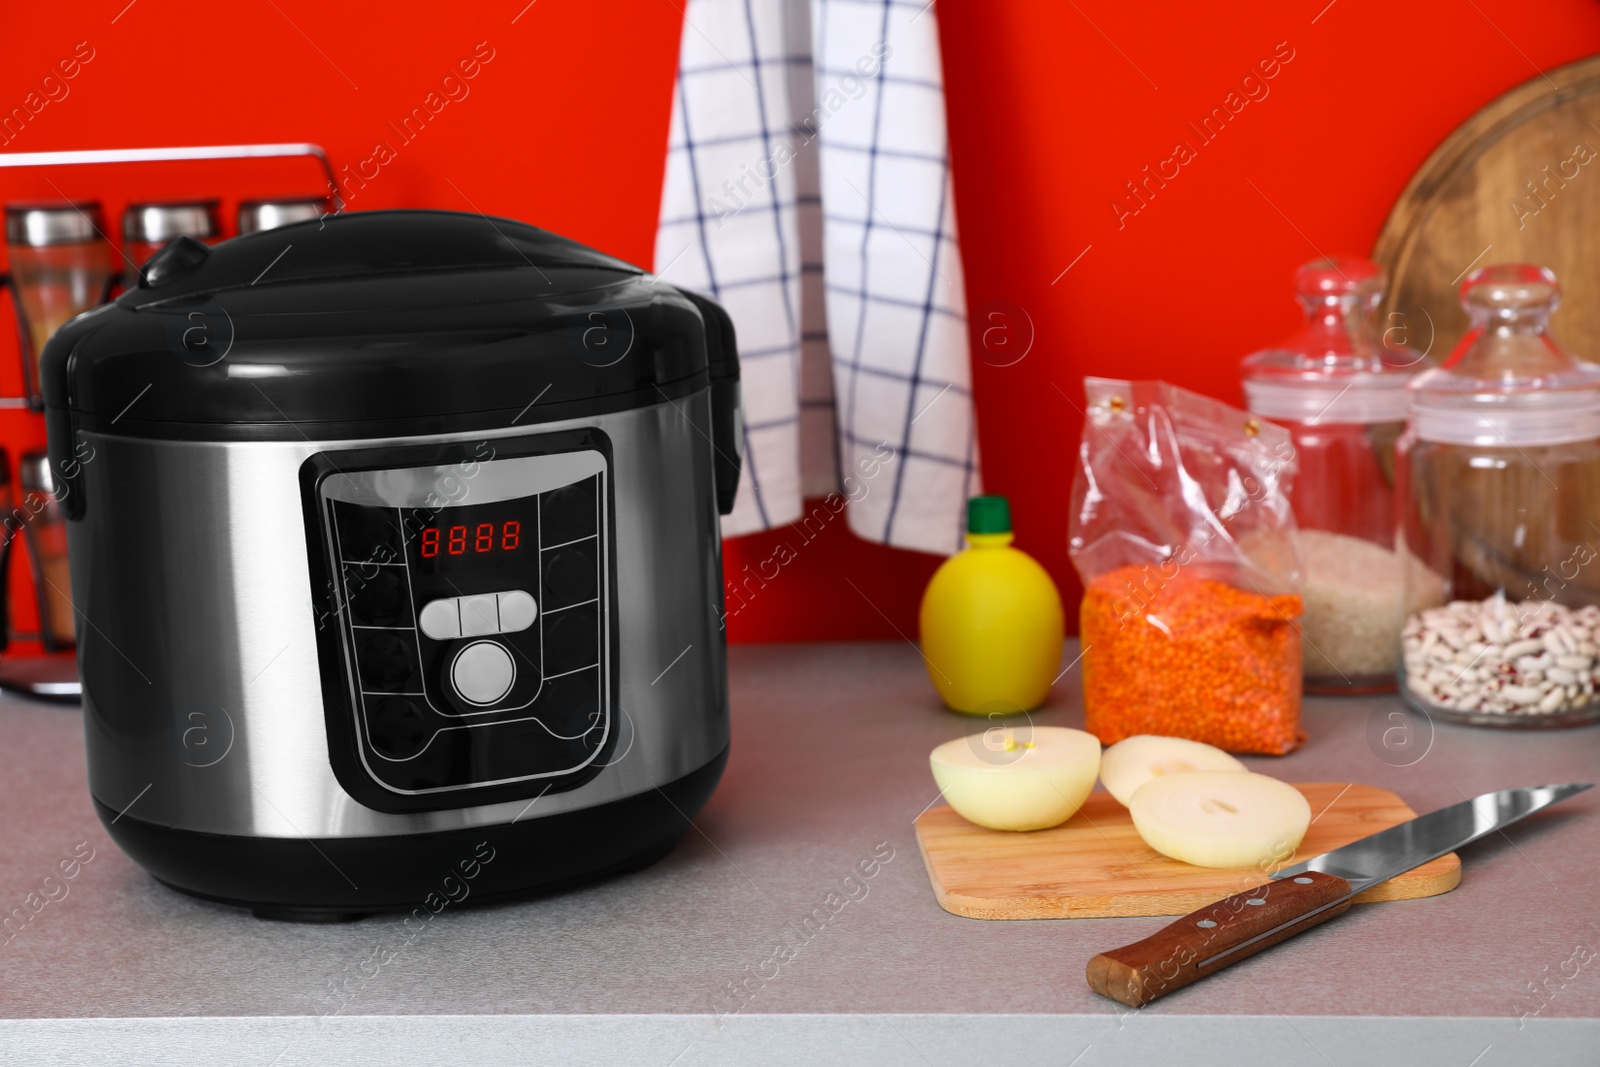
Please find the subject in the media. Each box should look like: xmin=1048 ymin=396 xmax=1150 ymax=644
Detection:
xmin=0 ymin=1012 xmax=1593 ymax=1067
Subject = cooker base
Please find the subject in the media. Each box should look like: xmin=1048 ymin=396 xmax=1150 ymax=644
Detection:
xmin=94 ymin=745 xmax=727 ymax=921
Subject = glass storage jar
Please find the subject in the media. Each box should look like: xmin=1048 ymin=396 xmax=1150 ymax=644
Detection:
xmin=1398 ymin=264 xmax=1600 ymax=728
xmin=19 ymin=450 xmax=74 ymax=651
xmin=4 ymin=201 xmax=117 ymax=406
xmin=1242 ymin=257 xmax=1422 ymax=695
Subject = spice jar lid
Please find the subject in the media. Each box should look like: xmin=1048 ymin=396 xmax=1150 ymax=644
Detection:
xmin=5 ymin=201 xmax=105 ymax=247
xmin=123 ymin=200 xmax=220 ymax=244
xmin=238 ymin=197 xmax=329 ymax=234
xmin=1408 ymin=264 xmax=1600 ymax=446
xmin=1242 ymin=256 xmax=1421 ymax=424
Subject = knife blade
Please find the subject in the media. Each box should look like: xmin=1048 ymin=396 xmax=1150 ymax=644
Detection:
xmin=1085 ymin=782 xmax=1593 ymax=1007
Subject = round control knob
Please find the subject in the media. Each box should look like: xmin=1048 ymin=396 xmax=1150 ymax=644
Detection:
xmin=451 ymin=640 xmax=516 ymax=706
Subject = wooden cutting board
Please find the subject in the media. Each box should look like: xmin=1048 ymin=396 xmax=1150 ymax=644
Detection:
xmin=1374 ymin=53 xmax=1600 ymax=363
xmin=1371 ymin=55 xmax=1600 ymax=603
xmin=915 ymin=782 xmax=1460 ymax=919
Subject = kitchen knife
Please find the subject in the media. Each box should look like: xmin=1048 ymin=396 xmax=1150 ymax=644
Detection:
xmin=1085 ymin=782 xmax=1593 ymax=1007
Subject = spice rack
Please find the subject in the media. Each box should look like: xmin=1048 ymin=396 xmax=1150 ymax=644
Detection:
xmin=0 ymin=142 xmax=337 ymax=699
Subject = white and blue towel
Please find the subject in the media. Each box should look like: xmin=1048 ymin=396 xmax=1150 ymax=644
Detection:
xmin=655 ymin=0 xmax=978 ymax=554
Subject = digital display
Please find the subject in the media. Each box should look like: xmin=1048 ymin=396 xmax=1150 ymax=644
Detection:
xmin=403 ymin=497 xmax=540 ymax=577
xmin=419 ymin=520 xmax=522 ymax=558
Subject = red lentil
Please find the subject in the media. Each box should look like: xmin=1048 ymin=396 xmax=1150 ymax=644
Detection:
xmin=1080 ymin=564 xmax=1305 ymax=755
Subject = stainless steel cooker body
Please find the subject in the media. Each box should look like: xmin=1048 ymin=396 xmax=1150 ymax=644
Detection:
xmin=70 ymin=394 xmax=729 ymax=842
xmin=43 ymin=210 xmax=741 ymax=917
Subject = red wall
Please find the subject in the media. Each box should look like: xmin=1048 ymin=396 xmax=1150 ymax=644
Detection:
xmin=3 ymin=0 xmax=1599 ymax=643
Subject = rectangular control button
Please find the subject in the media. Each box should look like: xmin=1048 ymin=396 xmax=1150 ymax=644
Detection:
xmin=460 ymin=594 xmax=499 ymax=637
xmin=418 ymin=598 xmax=461 ymax=640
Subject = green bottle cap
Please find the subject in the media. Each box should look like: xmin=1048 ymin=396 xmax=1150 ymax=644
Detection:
xmin=966 ymin=495 xmax=1012 ymax=535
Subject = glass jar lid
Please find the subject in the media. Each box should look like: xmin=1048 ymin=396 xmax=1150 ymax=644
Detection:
xmin=1242 ymin=256 xmax=1419 ymax=424
xmin=1408 ymin=264 xmax=1600 ymax=446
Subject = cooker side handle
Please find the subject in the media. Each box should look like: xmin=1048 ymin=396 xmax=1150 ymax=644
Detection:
xmin=39 ymin=308 xmax=89 ymax=521
xmin=44 ymin=403 xmax=86 ymax=522
xmin=680 ymin=290 xmax=743 ymax=517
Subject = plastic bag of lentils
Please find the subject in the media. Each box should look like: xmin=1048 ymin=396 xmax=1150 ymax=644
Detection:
xmin=1069 ymin=378 xmax=1307 ymax=755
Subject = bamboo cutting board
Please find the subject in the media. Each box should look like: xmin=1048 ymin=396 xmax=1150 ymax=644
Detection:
xmin=916 ymin=782 xmax=1460 ymax=919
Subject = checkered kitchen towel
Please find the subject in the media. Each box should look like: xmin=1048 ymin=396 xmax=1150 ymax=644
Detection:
xmin=655 ymin=0 xmax=979 ymax=554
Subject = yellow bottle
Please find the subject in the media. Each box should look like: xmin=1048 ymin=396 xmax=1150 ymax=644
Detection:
xmin=919 ymin=496 xmax=1065 ymax=715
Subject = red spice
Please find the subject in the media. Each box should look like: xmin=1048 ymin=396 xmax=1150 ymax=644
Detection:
xmin=1080 ymin=564 xmax=1305 ymax=755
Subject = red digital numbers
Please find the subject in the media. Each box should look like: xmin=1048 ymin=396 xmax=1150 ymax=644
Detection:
xmin=420 ymin=520 xmax=523 ymax=559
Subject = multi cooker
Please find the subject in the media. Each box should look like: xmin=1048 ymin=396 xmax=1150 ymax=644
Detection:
xmin=41 ymin=210 xmax=741 ymax=919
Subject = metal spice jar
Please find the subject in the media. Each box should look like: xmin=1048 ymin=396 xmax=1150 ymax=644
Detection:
xmin=1080 ymin=563 xmax=1306 ymax=755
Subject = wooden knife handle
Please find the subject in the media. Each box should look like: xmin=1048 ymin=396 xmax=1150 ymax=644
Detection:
xmin=1086 ymin=870 xmax=1354 ymax=1007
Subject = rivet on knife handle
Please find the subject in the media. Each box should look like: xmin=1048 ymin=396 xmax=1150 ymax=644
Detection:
xmin=1085 ymin=870 xmax=1354 ymax=1007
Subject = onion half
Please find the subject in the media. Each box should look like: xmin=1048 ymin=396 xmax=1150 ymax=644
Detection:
xmin=930 ymin=726 xmax=1101 ymax=832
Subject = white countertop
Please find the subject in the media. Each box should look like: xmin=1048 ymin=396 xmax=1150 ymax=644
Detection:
xmin=0 ymin=642 xmax=1596 ymax=1066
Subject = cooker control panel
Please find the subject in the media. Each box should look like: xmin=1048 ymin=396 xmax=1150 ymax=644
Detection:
xmin=305 ymin=437 xmax=614 ymax=811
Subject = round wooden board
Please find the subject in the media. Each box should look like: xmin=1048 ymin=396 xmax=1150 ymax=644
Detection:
xmin=1374 ymin=53 xmax=1600 ymax=363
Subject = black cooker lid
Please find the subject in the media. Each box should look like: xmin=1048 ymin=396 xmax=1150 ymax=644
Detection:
xmin=40 ymin=209 xmax=735 ymax=440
